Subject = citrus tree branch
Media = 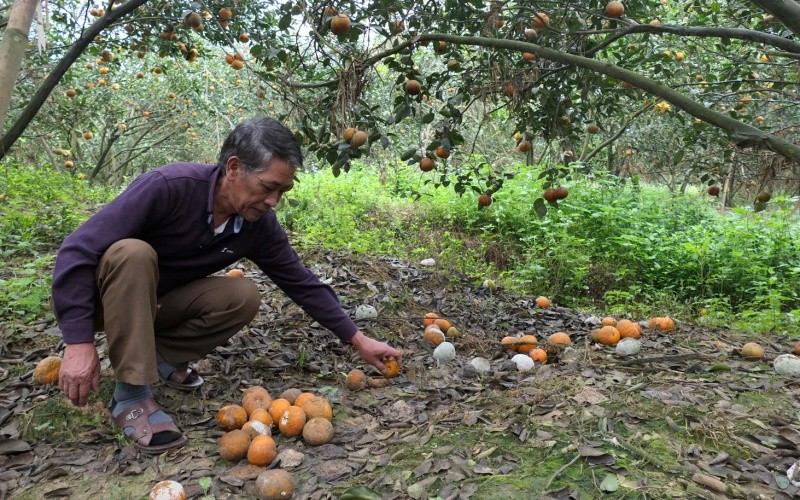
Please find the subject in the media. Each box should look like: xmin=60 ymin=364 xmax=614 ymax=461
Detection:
xmin=749 ymin=0 xmax=800 ymax=37
xmin=581 ymin=103 xmax=653 ymax=164
xmin=0 ymin=0 xmax=151 ymax=160
xmin=418 ymin=33 xmax=800 ymax=164
xmin=586 ymin=24 xmax=800 ymax=58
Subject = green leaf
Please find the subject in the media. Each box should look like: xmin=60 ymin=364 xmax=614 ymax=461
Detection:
xmin=400 ymin=147 xmax=417 ymax=161
xmin=600 ymin=474 xmax=619 ymax=492
xmin=278 ymin=14 xmax=291 ymax=30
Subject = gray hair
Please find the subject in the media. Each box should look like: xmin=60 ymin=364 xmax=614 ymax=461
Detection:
xmin=217 ymin=117 xmax=303 ymax=174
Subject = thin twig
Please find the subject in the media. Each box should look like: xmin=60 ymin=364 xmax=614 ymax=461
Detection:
xmin=545 ymin=453 xmax=580 ymax=489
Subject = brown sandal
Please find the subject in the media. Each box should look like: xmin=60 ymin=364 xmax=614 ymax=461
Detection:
xmin=110 ymin=397 xmax=187 ymax=454
xmin=159 ymin=366 xmax=204 ymax=391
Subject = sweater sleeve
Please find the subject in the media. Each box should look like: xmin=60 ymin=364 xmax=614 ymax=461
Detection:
xmin=51 ymin=172 xmax=171 ymax=343
xmin=249 ymin=215 xmax=358 ymax=342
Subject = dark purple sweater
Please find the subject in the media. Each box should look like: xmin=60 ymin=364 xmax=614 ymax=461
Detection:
xmin=51 ymin=162 xmax=358 ymax=344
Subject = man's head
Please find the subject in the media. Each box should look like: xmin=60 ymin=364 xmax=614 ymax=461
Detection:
xmin=216 ymin=118 xmax=302 ymax=221
xmin=217 ymin=117 xmax=303 ymax=174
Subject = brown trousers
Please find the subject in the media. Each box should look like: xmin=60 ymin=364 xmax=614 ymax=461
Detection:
xmin=94 ymin=239 xmax=261 ymax=385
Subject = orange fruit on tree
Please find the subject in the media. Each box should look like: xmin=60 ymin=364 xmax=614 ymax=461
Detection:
xmin=423 ymin=326 xmax=445 ymax=346
xmin=547 ymin=332 xmax=572 ymax=345
xmin=231 ymin=59 xmax=244 ymax=70
xmin=434 ymin=318 xmax=452 ymax=331
xmin=346 ymin=369 xmax=368 ymax=390
xmin=503 ymin=82 xmax=518 ymax=98
xmin=501 ymin=336 xmax=519 ymax=352
xmin=405 ymin=79 xmax=421 ymax=95
xmin=303 ymin=417 xmax=334 ymax=446
xmin=516 ymin=334 xmax=538 ymax=354
xmin=592 ymin=326 xmax=621 ymax=346
xmin=518 ymin=140 xmax=532 ymax=152
xmin=616 ymin=319 xmax=642 ymax=339
xmin=238 ymin=33 xmax=250 ymax=43
xmin=267 ymin=398 xmax=291 ymax=423
xmin=342 ymin=127 xmax=356 ymax=141
xmin=33 ymin=356 xmax=62 ymax=384
xmin=299 ymin=396 xmax=333 ymax=421
xmin=330 ymin=13 xmax=351 ymax=35
xmin=279 ymin=388 xmax=302 ymax=405
xmin=64 ymin=160 xmax=74 ymax=169
xmin=82 ymin=131 xmax=94 ymax=140
xmin=587 ymin=123 xmax=600 ymax=134
xmin=601 ymin=316 xmax=617 ymax=327
xmin=217 ymin=404 xmax=248 ymax=430
xmin=522 ymin=52 xmax=537 ymax=62
xmin=383 ymin=357 xmax=401 ymax=378
xmin=247 ymin=434 xmax=277 ymax=466
xmin=423 ymin=312 xmax=439 ymax=326
xmin=278 ymin=406 xmax=306 ymax=437
xmin=218 ymin=429 xmax=251 ymax=460
xmin=241 ymin=420 xmax=271 ymax=440
xmin=350 ymin=130 xmax=368 ymax=148
xmin=255 ymin=469 xmax=295 ymax=500
xmin=478 ymin=193 xmax=492 ymax=208
xmin=554 ymin=186 xmax=569 ymax=200
xmin=605 ymin=1 xmax=625 ymax=17
xmin=529 ymin=348 xmax=548 ymax=363
xmin=535 ymin=296 xmax=551 ymax=309
xmin=248 ymin=408 xmax=273 ymax=427
xmin=435 ymin=146 xmax=450 ymax=159
xmin=434 ymin=41 xmax=448 ymax=53
xmin=419 ymin=157 xmax=435 ymax=172
xmin=293 ymin=392 xmax=316 ymax=408
xmin=65 ymin=88 xmax=76 ymax=97
xmin=543 ymin=188 xmax=557 ymax=202
xmin=707 ymin=185 xmax=720 ymax=196
xmin=531 ymin=12 xmax=549 ymax=29
xmin=219 ymin=7 xmax=233 ymax=20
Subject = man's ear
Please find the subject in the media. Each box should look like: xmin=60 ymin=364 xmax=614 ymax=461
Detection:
xmin=225 ymin=156 xmax=241 ymax=179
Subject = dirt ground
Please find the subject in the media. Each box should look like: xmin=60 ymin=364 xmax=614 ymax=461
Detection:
xmin=2 ymin=250 xmax=799 ymax=499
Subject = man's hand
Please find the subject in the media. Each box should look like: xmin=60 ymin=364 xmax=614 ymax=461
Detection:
xmin=59 ymin=342 xmax=101 ymax=406
xmin=349 ymin=330 xmax=402 ymax=376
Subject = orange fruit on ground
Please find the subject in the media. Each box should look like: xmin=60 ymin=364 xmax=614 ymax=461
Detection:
xmin=650 ymin=317 xmax=676 ymax=332
xmin=529 ymin=348 xmax=548 ymax=363
xmin=535 ymin=296 xmax=551 ymax=309
xmin=303 ymin=417 xmax=334 ymax=446
xmin=794 ymin=341 xmax=800 ymax=356
xmin=501 ymin=336 xmax=519 ymax=352
xmin=226 ymin=268 xmax=244 ymax=277
xmin=299 ymin=396 xmax=333 ymax=421
xmin=516 ymin=334 xmax=538 ymax=354
xmin=478 ymin=194 xmax=492 ymax=208
xmin=346 ymin=369 xmax=368 ymax=390
xmin=243 ymin=391 xmax=273 ymax=417
xmin=601 ymin=316 xmax=617 ymax=327
xmin=384 ymin=357 xmax=401 ymax=378
xmin=293 ymin=392 xmax=316 ymax=408
xmin=279 ymin=388 xmax=302 ymax=405
xmin=446 ymin=326 xmax=461 ymax=338
xmin=241 ymin=420 xmax=271 ymax=440
xmin=149 ymin=480 xmax=186 ymax=500
xmin=434 ymin=318 xmax=452 ymax=331
xmin=531 ymin=12 xmax=549 ymax=29
xmin=33 ymin=356 xmax=62 ymax=384
xmin=423 ymin=312 xmax=439 ymax=326
xmin=255 ymin=469 xmax=295 ymax=500
xmin=616 ymin=319 xmax=642 ymax=339
xmin=592 ymin=326 xmax=621 ymax=346
xmin=218 ymin=429 xmax=251 ymax=460
xmin=248 ymin=408 xmax=273 ymax=427
xmin=330 ymin=13 xmax=351 ymax=35
xmin=267 ymin=398 xmax=292 ymax=424
xmin=423 ymin=326 xmax=445 ymax=346
xmin=741 ymin=342 xmax=764 ymax=360
xmin=243 ymin=385 xmax=270 ymax=399
xmin=278 ymin=406 xmax=306 ymax=437
xmin=247 ymin=434 xmax=277 ymax=466
xmin=342 ymin=127 xmax=356 ymax=141
xmin=547 ymin=332 xmax=572 ymax=345
xmin=605 ymin=1 xmax=625 ymax=17
xmin=435 ymin=146 xmax=451 ymax=159
xmin=217 ymin=404 xmax=248 ymax=431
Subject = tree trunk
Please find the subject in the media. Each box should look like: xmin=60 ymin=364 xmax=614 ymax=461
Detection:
xmin=0 ymin=0 xmax=37 ymax=135
xmin=721 ymin=152 xmax=737 ymax=213
xmin=750 ymin=0 xmax=800 ymax=37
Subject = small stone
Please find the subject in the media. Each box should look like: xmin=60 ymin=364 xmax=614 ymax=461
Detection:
xmin=420 ymin=258 xmax=436 ymax=266
xmin=433 ymin=342 xmax=456 ymax=363
xmin=469 ymin=357 xmax=491 ymax=375
xmin=511 ymin=354 xmax=535 ymax=372
xmin=354 ymin=304 xmax=378 ymax=320
xmin=615 ymin=338 xmax=642 ymax=357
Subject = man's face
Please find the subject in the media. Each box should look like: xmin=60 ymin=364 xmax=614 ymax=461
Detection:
xmin=226 ymin=156 xmax=295 ymax=221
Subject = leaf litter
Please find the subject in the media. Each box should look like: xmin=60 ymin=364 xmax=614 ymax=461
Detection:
xmin=1 ymin=249 xmax=799 ymax=498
